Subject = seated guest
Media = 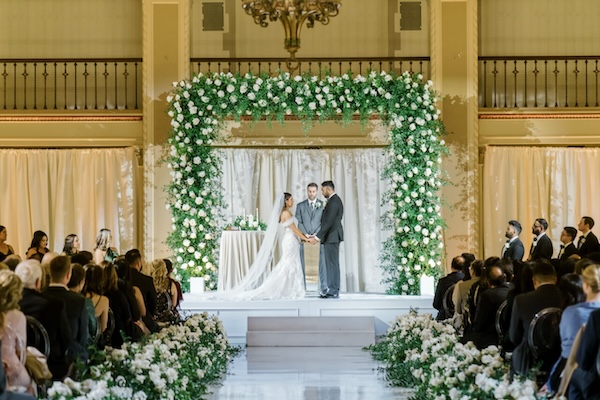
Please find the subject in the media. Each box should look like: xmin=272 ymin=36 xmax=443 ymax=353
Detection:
xmin=452 ymin=259 xmax=483 ymax=328
xmin=558 ymin=273 xmax=585 ymax=308
xmin=61 ymin=234 xmax=80 ymax=256
xmin=114 ymin=258 xmax=148 ymax=340
xmin=126 ymin=249 xmax=158 ymax=332
xmin=557 ymin=258 xmax=577 ymax=281
xmin=461 ymin=265 xmax=510 ymax=349
xmin=82 ymin=264 xmax=109 ymax=334
xmin=0 ymin=271 xmax=33 ymax=394
xmin=0 ymin=226 xmax=15 ymax=263
xmin=465 ymin=256 xmax=501 ymax=332
xmin=93 ymin=229 xmax=118 ymax=265
xmin=102 ymin=262 xmax=131 ymax=348
xmin=509 ymin=259 xmax=563 ymax=376
xmin=568 ymin=308 xmax=600 ymax=399
xmin=164 ymin=259 xmax=183 ymax=309
xmin=545 ymin=266 xmax=600 ymax=395
xmin=71 ymin=251 xmax=93 ymax=267
xmin=67 ymin=263 xmax=98 ymax=345
xmin=433 ymin=255 xmax=465 ymax=320
xmin=43 ymin=256 xmax=89 ymax=364
xmin=25 ymin=230 xmax=50 ymax=261
xmin=15 ymin=260 xmax=71 ymax=380
xmin=575 ymin=258 xmax=596 ymax=275
xmin=151 ymin=259 xmax=181 ymax=325
xmin=0 ymin=273 xmax=34 ymax=400
xmin=4 ymin=255 xmax=21 ymax=272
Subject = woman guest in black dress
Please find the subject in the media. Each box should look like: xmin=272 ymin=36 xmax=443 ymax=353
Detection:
xmin=62 ymin=234 xmax=80 ymax=256
xmin=25 ymin=231 xmax=50 ymax=261
xmin=0 ymin=226 xmax=15 ymax=263
xmin=102 ymin=262 xmax=131 ymax=348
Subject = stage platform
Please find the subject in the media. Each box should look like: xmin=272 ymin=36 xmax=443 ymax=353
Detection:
xmin=180 ymin=291 xmax=436 ymax=345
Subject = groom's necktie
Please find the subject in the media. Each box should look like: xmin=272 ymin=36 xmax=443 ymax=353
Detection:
xmin=310 ymin=202 xmax=315 ymax=209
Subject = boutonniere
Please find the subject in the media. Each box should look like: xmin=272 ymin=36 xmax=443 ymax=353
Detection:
xmin=580 ymin=236 xmax=587 ymax=243
xmin=315 ymin=201 xmax=324 ymax=209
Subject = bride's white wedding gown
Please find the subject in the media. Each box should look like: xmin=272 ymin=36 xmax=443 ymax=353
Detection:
xmin=238 ymin=217 xmax=305 ymax=300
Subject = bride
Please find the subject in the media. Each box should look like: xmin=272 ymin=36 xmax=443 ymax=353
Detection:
xmin=216 ymin=192 xmax=309 ymax=300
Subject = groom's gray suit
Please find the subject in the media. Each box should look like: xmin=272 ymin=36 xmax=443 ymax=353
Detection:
xmin=295 ymin=198 xmax=324 ymax=289
xmin=316 ymin=193 xmax=343 ymax=297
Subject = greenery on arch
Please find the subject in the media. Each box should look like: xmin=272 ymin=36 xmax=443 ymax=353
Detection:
xmin=166 ymin=70 xmax=447 ymax=294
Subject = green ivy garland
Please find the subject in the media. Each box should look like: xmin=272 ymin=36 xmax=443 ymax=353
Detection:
xmin=166 ymin=70 xmax=446 ymax=294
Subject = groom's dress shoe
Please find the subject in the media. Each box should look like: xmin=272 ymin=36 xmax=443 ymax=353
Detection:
xmin=319 ymin=294 xmax=328 ymax=299
xmin=326 ymin=293 xmax=339 ymax=299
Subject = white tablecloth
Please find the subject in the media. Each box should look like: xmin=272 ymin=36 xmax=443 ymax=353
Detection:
xmin=217 ymin=230 xmax=266 ymax=291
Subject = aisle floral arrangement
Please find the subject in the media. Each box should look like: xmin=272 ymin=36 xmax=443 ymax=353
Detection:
xmin=45 ymin=313 xmax=238 ymax=400
xmin=166 ymin=70 xmax=447 ymax=294
xmin=368 ymin=311 xmax=539 ymax=399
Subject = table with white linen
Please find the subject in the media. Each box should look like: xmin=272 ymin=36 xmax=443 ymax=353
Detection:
xmin=218 ymin=230 xmax=268 ymax=291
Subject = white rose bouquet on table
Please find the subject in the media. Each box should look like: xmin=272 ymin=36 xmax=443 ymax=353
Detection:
xmin=231 ymin=215 xmax=267 ymax=231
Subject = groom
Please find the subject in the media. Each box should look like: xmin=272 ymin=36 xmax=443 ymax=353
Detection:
xmin=308 ymin=181 xmax=343 ymax=298
xmin=295 ymin=182 xmax=325 ymax=289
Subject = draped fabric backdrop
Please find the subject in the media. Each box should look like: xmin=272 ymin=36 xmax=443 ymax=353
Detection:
xmin=220 ymin=148 xmax=391 ymax=293
xmin=0 ymin=148 xmax=139 ymax=258
xmin=483 ymin=146 xmax=600 ymax=259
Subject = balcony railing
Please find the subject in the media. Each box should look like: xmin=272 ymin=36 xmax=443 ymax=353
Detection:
xmin=479 ymin=56 xmax=600 ymax=109
xmin=0 ymin=58 xmax=142 ymax=111
xmin=190 ymin=57 xmax=431 ymax=80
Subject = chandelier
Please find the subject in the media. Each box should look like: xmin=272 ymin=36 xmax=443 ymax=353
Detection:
xmin=241 ymin=0 xmax=342 ymax=67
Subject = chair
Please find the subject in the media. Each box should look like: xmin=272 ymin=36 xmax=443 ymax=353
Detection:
xmin=556 ymin=324 xmax=585 ymax=397
xmin=442 ymin=284 xmax=456 ymax=320
xmin=101 ymin=308 xmax=115 ymax=346
xmin=495 ymin=299 xmax=508 ymax=344
xmin=25 ymin=315 xmax=50 ymax=359
xmin=528 ymin=307 xmax=562 ymax=385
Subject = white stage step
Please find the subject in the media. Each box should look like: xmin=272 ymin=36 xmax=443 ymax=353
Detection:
xmin=246 ymin=316 xmax=375 ymax=347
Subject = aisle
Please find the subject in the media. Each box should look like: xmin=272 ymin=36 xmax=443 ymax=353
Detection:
xmin=203 ymin=347 xmax=413 ymax=400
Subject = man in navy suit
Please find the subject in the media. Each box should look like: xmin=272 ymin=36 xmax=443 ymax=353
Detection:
xmin=502 ymin=220 xmax=525 ymax=262
xmin=308 ymin=181 xmax=343 ymax=298
xmin=295 ymin=182 xmax=324 ymax=290
xmin=577 ymin=216 xmax=600 ymax=258
xmin=528 ymin=218 xmax=554 ymax=260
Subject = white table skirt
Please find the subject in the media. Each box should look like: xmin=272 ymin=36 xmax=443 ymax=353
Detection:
xmin=217 ymin=230 xmax=266 ymax=291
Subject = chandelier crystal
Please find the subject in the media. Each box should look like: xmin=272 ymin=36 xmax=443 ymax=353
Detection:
xmin=241 ymin=0 xmax=342 ymax=62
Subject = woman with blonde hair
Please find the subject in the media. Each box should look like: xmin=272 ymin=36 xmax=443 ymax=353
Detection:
xmin=0 ymin=270 xmax=33 ymax=395
xmin=93 ymin=229 xmax=118 ymax=265
xmin=544 ymin=264 xmax=600 ymax=395
xmin=151 ymin=259 xmax=180 ymax=324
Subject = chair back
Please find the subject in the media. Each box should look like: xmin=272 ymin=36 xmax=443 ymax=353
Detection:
xmin=25 ymin=315 xmax=50 ymax=359
xmin=442 ymin=284 xmax=456 ymax=319
xmin=101 ymin=308 xmax=116 ymax=346
xmin=556 ymin=324 xmax=585 ymax=397
xmin=495 ymin=299 xmax=508 ymax=343
xmin=527 ymin=307 xmax=562 ymax=360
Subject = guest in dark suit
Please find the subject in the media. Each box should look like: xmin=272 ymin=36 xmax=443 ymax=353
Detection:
xmin=125 ymin=249 xmax=158 ymax=332
xmin=502 ymin=220 xmax=525 ymax=262
xmin=462 ymin=265 xmax=510 ymax=349
xmin=308 ymin=181 xmax=344 ymax=299
xmin=569 ymin=308 xmax=600 ymax=400
xmin=295 ymin=182 xmax=325 ymax=290
xmin=433 ymin=255 xmax=465 ymax=320
xmin=528 ymin=218 xmax=554 ymax=260
xmin=14 ymin=260 xmax=72 ymax=380
xmin=557 ymin=226 xmax=579 ymax=262
xmin=43 ymin=256 xmax=89 ymax=365
xmin=509 ymin=260 xmax=563 ymax=376
xmin=577 ymin=216 xmax=600 ymax=258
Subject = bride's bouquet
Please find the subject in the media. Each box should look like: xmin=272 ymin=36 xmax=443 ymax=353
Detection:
xmin=231 ymin=214 xmax=267 ymax=231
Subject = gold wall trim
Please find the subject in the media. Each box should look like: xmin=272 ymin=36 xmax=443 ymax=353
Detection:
xmin=0 ymin=116 xmax=143 ymax=122
xmin=479 ymin=113 xmax=600 ymax=120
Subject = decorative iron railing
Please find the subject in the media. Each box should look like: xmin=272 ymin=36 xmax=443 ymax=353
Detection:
xmin=0 ymin=58 xmax=142 ymax=111
xmin=190 ymin=57 xmax=431 ymax=80
xmin=479 ymin=56 xmax=600 ymax=108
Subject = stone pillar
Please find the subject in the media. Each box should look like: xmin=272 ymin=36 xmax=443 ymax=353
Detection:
xmin=142 ymin=0 xmax=190 ymax=260
xmin=430 ymin=0 xmax=480 ymax=267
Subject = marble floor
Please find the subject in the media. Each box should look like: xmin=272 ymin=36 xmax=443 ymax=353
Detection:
xmin=203 ymin=347 xmax=413 ymax=400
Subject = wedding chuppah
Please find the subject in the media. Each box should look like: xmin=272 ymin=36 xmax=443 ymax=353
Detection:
xmin=165 ymin=70 xmax=447 ymax=302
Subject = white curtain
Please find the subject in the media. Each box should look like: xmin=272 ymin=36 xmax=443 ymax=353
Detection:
xmin=221 ymin=148 xmax=391 ymax=293
xmin=483 ymin=146 xmax=600 ymax=259
xmin=0 ymin=147 xmax=139 ymax=258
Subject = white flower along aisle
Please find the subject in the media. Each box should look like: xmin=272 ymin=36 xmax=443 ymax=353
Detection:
xmin=165 ymin=71 xmax=447 ymax=295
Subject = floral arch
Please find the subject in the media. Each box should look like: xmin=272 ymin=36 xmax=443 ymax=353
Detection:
xmin=166 ymin=71 xmax=447 ymax=295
